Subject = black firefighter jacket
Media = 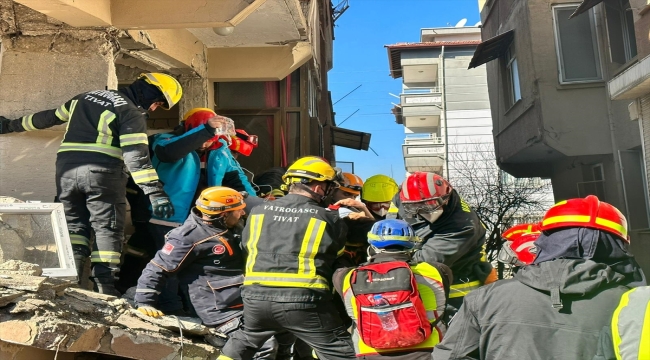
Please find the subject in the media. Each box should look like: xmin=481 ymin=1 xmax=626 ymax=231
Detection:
xmin=240 ymin=194 xmax=347 ymax=302
xmin=405 ymin=190 xmax=491 ymax=283
xmin=135 ymin=210 xmax=245 ymax=327
xmin=432 ymin=259 xmax=633 ymax=360
xmin=5 ymin=87 xmax=163 ymax=194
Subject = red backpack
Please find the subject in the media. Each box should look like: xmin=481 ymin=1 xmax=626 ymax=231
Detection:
xmin=349 ymin=261 xmax=432 ymax=350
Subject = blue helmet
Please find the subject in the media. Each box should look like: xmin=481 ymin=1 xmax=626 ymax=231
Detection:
xmin=367 ymin=219 xmax=417 ymax=249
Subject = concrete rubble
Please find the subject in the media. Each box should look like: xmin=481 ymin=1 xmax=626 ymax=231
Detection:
xmin=0 ymin=261 xmax=219 ymax=360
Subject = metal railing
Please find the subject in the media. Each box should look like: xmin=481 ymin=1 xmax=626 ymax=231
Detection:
xmin=404 ymin=133 xmax=444 ymax=145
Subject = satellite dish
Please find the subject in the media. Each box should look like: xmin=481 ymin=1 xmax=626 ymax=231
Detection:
xmin=455 ymin=18 xmax=467 ymax=27
xmin=474 ymin=21 xmax=482 ymax=27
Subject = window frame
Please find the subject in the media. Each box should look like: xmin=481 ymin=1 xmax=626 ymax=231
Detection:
xmin=505 ymin=46 xmax=522 ymax=105
xmin=552 ymin=4 xmax=604 ymax=85
xmin=604 ymin=0 xmax=637 ymax=64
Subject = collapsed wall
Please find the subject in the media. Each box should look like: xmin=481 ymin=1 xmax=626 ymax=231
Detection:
xmin=0 ymin=260 xmax=219 ymax=360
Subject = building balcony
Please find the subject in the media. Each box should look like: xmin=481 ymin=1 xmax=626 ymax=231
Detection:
xmin=402 ymin=134 xmax=445 ymax=174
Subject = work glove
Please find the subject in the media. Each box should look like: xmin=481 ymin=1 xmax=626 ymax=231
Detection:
xmin=0 ymin=116 xmax=14 ymax=134
xmin=137 ymin=305 xmax=164 ymax=318
xmin=149 ymin=191 xmax=174 ymax=219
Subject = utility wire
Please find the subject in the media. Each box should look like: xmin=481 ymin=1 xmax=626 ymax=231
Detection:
xmin=338 ymin=109 xmax=360 ymax=125
xmin=333 ymin=84 xmax=363 ymax=105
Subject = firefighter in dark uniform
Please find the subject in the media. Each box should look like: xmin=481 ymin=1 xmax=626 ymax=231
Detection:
xmin=134 ymin=186 xmax=289 ymax=359
xmin=396 ymin=172 xmax=495 ymax=309
xmin=0 ymin=73 xmax=180 ymax=295
xmin=218 ymin=156 xmax=356 ymax=360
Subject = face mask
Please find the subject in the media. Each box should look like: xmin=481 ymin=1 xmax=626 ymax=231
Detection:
xmin=372 ymin=208 xmax=388 ymax=217
xmin=418 ymin=209 xmax=443 ymax=223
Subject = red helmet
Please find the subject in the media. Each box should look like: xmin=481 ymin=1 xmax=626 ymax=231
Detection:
xmin=510 ymin=232 xmax=540 ymax=265
xmin=540 ymin=195 xmax=628 ymax=243
xmin=183 ymin=108 xmax=216 ymax=131
xmin=400 ymin=172 xmax=453 ymax=216
xmin=502 ymin=223 xmax=541 ymax=241
xmin=229 ymin=129 xmax=258 ymax=156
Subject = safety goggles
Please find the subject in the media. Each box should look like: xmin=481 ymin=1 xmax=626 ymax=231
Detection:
xmin=366 ymin=202 xmax=391 ymax=212
xmin=497 ymin=242 xmax=524 ymax=267
xmin=402 ymin=195 xmax=450 ymax=216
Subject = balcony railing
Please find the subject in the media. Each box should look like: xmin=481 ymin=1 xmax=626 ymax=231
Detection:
xmin=401 ymin=92 xmax=442 ymax=107
xmin=404 ymin=133 xmax=444 ymax=145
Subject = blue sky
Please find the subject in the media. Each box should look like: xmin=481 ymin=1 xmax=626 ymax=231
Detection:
xmin=330 ymin=0 xmax=481 ymax=184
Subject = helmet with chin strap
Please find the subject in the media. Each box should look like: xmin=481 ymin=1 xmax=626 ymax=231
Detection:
xmin=368 ymin=219 xmax=418 ymax=252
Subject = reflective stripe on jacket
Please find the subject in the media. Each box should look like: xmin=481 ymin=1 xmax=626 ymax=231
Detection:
xmin=241 ymin=194 xmax=346 ymax=302
xmin=611 ymin=286 xmax=650 ymax=360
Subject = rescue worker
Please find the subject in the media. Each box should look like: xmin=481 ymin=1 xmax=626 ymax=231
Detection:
xmin=593 ymin=286 xmax=650 ymax=360
xmin=134 ymin=187 xmax=287 ymax=359
xmin=0 ymin=73 xmax=181 ymax=295
xmin=432 ymin=196 xmax=647 ymax=360
xmin=333 ymin=219 xmax=452 ymax=360
xmin=148 ymin=108 xmax=257 ymax=250
xmin=331 ymin=172 xmax=374 ymax=266
xmin=218 ymin=156 xmax=356 ymax=360
xmin=397 ymin=172 xmax=492 ymax=308
xmin=360 ymin=175 xmax=400 ymax=220
xmin=497 ymin=223 xmax=541 ymax=269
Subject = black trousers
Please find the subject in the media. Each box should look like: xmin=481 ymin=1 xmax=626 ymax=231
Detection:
xmin=56 ymin=160 xmax=127 ymax=283
xmin=220 ymin=298 xmax=355 ymax=360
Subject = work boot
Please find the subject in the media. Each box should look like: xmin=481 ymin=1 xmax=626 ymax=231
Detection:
xmin=73 ymin=250 xmax=88 ymax=284
xmin=91 ymin=263 xmax=122 ymax=296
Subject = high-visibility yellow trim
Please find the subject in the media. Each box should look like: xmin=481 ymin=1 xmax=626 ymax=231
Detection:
xmin=55 ymin=103 xmax=70 ymax=122
xmin=337 ymin=246 xmax=346 ymax=256
xmin=595 ymin=217 xmax=627 ymax=237
xmin=366 ymin=234 xmax=413 ymax=241
xmin=640 ymin=300 xmax=650 ymax=359
xmin=21 ymin=115 xmax=36 ymax=131
xmin=58 ymin=142 xmax=123 ymax=159
xmin=298 ymin=219 xmax=317 ymax=275
xmin=131 ymin=169 xmax=159 ymax=184
xmin=308 ymin=221 xmax=326 ymax=275
xmin=542 ymin=215 xmax=591 ymax=227
xmin=96 ymin=110 xmax=116 ymax=145
xmin=449 ymin=280 xmax=481 ymax=298
xmin=69 ymin=234 xmax=90 ymax=247
xmin=612 ymin=288 xmax=633 ymax=360
xmin=245 ymin=215 xmax=264 ymax=274
xmin=90 ymin=250 xmax=121 ymax=264
xmin=120 ymin=133 xmax=149 ymax=147
xmin=243 ymin=271 xmax=330 ymax=290
xmin=553 ymin=200 xmax=568 ymax=206
xmin=217 ymin=355 xmax=234 ymax=360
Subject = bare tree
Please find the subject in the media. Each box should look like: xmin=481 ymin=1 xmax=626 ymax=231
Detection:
xmin=447 ymin=142 xmax=553 ymax=278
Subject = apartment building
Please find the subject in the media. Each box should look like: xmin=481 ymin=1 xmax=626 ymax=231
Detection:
xmin=475 ymin=0 xmax=650 ymax=269
xmin=0 ymin=0 xmax=368 ymax=202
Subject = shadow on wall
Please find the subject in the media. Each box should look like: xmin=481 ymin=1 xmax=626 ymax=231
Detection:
xmin=630 ymin=229 xmax=650 ymax=276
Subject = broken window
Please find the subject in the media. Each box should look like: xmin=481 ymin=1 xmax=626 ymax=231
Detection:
xmin=0 ymin=200 xmax=76 ymax=278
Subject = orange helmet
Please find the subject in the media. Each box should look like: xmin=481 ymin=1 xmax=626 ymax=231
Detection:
xmin=540 ymin=195 xmax=628 ymax=243
xmin=502 ymin=223 xmax=541 ymax=242
xmin=339 ymin=173 xmax=364 ymax=196
xmin=195 ymin=186 xmax=245 ymax=216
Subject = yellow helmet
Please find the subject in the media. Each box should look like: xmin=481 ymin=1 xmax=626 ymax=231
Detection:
xmin=362 ymin=175 xmax=399 ymax=203
xmin=195 ymin=186 xmax=245 ymax=215
xmin=139 ymin=73 xmax=183 ymax=110
xmin=282 ymin=156 xmax=338 ymax=184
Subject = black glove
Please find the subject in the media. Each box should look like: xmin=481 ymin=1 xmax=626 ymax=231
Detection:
xmin=149 ymin=191 xmax=174 ymax=219
xmin=0 ymin=116 xmax=14 ymax=134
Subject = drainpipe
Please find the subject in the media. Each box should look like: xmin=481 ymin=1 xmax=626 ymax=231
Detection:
xmin=441 ymin=45 xmax=450 ymax=180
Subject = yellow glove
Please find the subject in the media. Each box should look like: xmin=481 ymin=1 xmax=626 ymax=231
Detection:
xmin=138 ymin=305 xmax=164 ymax=318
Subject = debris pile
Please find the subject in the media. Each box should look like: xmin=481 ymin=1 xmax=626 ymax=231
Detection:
xmin=0 ymin=260 xmax=219 ymax=360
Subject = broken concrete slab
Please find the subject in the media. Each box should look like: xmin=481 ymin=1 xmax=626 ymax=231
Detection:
xmin=130 ymin=309 xmax=210 ymax=336
xmin=9 ymin=298 xmax=55 ymax=314
xmin=65 ymin=287 xmax=117 ymax=304
xmin=0 ymin=260 xmax=43 ymax=276
xmin=0 ymin=288 xmax=26 ymax=307
xmin=0 ymin=275 xmax=45 ymax=291
xmin=0 ymin=320 xmax=35 ymax=345
xmin=115 ymin=313 xmax=160 ymax=333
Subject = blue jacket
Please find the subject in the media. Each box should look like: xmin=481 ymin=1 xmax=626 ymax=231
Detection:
xmin=151 ymin=125 xmax=257 ymax=224
xmin=135 ymin=210 xmax=245 ymax=326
